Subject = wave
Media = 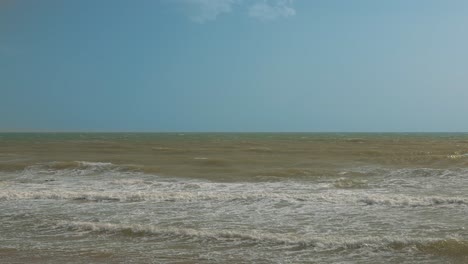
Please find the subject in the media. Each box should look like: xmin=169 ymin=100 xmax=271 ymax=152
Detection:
xmin=48 ymin=161 xmax=113 ymax=170
xmin=192 ymin=158 xmax=231 ymax=167
xmin=2 ymin=189 xmax=467 ymax=207
xmin=250 ymin=166 xmax=467 ymax=179
xmin=12 ymin=161 xmax=161 ymax=177
xmin=0 ymin=161 xmax=115 ymax=173
xmin=0 ymin=190 xmax=124 ymax=202
xmin=57 ymin=221 xmax=299 ymax=244
xmin=253 ymin=168 xmax=333 ymax=178
xmin=333 ymin=178 xmax=368 ymax=189
xmin=384 ymin=167 xmax=468 ymax=178
xmin=0 ymin=162 xmax=31 ymax=172
xmin=0 ymin=189 xmax=313 ymax=202
xmin=5 ymin=159 xmax=468 ymax=183
xmin=56 ymin=221 xmax=468 ymax=255
xmin=359 ymin=194 xmax=468 ymax=206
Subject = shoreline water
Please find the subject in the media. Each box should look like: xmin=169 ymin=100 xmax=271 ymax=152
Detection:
xmin=1 ymin=133 xmax=467 ymax=263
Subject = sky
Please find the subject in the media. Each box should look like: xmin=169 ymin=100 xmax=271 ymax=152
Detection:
xmin=1 ymin=0 xmax=468 ymax=132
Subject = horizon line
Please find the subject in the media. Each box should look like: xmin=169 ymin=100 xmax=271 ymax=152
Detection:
xmin=1 ymin=131 xmax=467 ymax=134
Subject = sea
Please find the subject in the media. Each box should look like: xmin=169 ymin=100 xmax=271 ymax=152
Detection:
xmin=0 ymin=133 xmax=467 ymax=263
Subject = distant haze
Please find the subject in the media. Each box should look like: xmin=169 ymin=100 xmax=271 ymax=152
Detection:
xmin=1 ymin=0 xmax=468 ymax=132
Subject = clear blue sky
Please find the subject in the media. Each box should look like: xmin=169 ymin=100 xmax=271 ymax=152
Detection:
xmin=1 ymin=0 xmax=468 ymax=132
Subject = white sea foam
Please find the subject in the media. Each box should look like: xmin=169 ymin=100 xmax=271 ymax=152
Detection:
xmin=2 ymin=188 xmax=467 ymax=207
xmin=359 ymin=194 xmax=468 ymax=206
xmin=13 ymin=161 xmax=153 ymax=181
xmin=56 ymin=221 xmax=467 ymax=252
xmin=0 ymin=188 xmax=324 ymax=202
xmin=77 ymin=161 xmax=114 ymax=167
xmin=57 ymin=221 xmax=298 ymax=244
xmin=110 ymin=179 xmax=147 ymax=185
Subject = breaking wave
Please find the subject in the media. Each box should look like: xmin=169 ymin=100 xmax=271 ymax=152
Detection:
xmin=0 ymin=189 xmax=315 ymax=202
xmin=359 ymin=194 xmax=468 ymax=206
xmin=333 ymin=178 xmax=368 ymax=189
xmin=12 ymin=161 xmax=161 ymax=177
xmin=2 ymin=189 xmax=467 ymax=207
xmin=56 ymin=221 xmax=468 ymax=255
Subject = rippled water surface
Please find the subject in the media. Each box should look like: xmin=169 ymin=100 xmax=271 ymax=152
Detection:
xmin=1 ymin=133 xmax=467 ymax=263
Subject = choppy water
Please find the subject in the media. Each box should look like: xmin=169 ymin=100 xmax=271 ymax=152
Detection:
xmin=1 ymin=133 xmax=467 ymax=263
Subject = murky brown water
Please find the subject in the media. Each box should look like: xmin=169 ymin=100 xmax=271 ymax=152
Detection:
xmin=1 ymin=133 xmax=467 ymax=263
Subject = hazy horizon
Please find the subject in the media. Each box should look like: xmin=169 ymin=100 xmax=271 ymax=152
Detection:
xmin=2 ymin=130 xmax=468 ymax=134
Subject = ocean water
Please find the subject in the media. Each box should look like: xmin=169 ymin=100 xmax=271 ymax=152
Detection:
xmin=0 ymin=133 xmax=467 ymax=263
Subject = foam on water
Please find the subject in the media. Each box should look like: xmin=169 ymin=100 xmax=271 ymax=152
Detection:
xmin=1 ymin=157 xmax=468 ymax=263
xmin=2 ymin=162 xmax=468 ymax=208
xmin=56 ymin=221 xmax=468 ymax=254
xmin=359 ymin=194 xmax=468 ymax=206
xmin=2 ymin=189 xmax=468 ymax=207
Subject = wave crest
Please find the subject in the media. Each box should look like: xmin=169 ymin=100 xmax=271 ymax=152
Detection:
xmin=16 ymin=161 xmax=160 ymax=177
xmin=56 ymin=221 xmax=468 ymax=255
xmin=0 ymin=190 xmax=311 ymax=202
xmin=2 ymin=189 xmax=467 ymax=207
xmin=359 ymin=194 xmax=468 ymax=206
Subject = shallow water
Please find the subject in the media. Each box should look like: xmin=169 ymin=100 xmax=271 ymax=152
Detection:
xmin=1 ymin=133 xmax=467 ymax=263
